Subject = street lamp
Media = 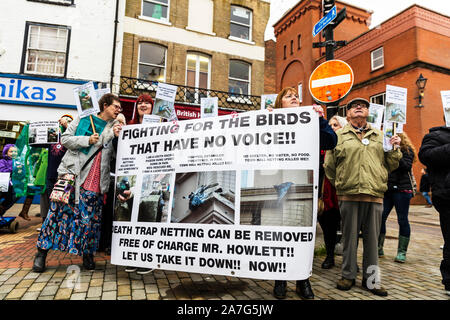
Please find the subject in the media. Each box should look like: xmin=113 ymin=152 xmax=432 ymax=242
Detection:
xmin=415 ymin=73 xmax=428 ymax=108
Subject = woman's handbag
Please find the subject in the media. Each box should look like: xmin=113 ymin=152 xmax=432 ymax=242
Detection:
xmin=49 ymin=146 xmax=104 ymax=204
xmin=49 ymin=173 xmax=75 ymax=204
xmin=408 ymin=171 xmax=417 ymax=197
xmin=317 ymin=178 xmax=325 ymax=217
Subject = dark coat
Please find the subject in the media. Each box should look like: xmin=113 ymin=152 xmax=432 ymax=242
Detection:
xmin=387 ymin=146 xmax=414 ymax=191
xmin=420 ymin=173 xmax=431 ymax=193
xmin=418 ymin=126 xmax=450 ymax=200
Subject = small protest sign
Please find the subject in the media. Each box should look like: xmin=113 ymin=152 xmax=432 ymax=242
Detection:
xmin=385 ymin=85 xmax=407 ymax=124
xmin=441 ymin=91 xmax=450 ymax=127
xmin=0 ymin=173 xmax=9 ymax=192
xmin=201 ymin=97 xmax=218 ymax=118
xmin=260 ymin=94 xmax=277 ymax=110
xmin=73 ymin=81 xmax=100 ymax=118
xmin=95 ymin=88 xmax=111 ymax=101
xmin=143 ymin=114 xmax=163 ymax=124
xmin=153 ymin=83 xmax=178 ymax=121
xmin=367 ymin=103 xmax=384 ymax=130
xmin=28 ymin=121 xmax=60 ymax=145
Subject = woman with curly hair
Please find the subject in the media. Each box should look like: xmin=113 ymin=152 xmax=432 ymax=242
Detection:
xmin=378 ymin=131 xmax=417 ymax=263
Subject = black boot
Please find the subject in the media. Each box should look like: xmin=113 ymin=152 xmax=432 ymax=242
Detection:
xmin=83 ymin=254 xmax=95 ymax=270
xmin=321 ymin=254 xmax=335 ymax=269
xmin=296 ymin=279 xmax=314 ymax=299
xmin=32 ymin=248 xmax=48 ymax=273
xmin=273 ymin=280 xmax=287 ymax=299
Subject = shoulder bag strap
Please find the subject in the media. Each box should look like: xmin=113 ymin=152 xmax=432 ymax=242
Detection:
xmin=81 ymin=146 xmax=104 ymax=172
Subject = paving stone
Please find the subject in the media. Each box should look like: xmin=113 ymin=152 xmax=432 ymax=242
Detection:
xmin=21 ymin=291 xmax=40 ymax=300
xmin=40 ymin=285 xmax=59 ymax=296
xmin=103 ymin=281 xmax=117 ymax=291
xmin=117 ymin=295 xmax=132 ymax=300
xmin=5 ymin=288 xmax=27 ymax=299
xmin=87 ymin=286 xmax=102 ymax=298
xmin=102 ymin=291 xmax=117 ymax=300
xmin=70 ymin=292 xmax=87 ymax=300
xmin=55 ymin=288 xmax=73 ymax=300
xmin=118 ymin=285 xmax=131 ymax=296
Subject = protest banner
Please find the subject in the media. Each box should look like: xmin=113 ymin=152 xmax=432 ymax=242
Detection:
xmin=0 ymin=172 xmax=9 ymax=192
xmin=383 ymin=120 xmax=403 ymax=151
xmin=111 ymin=107 xmax=320 ymax=280
xmin=153 ymin=83 xmax=178 ymax=121
xmin=28 ymin=121 xmax=60 ymax=145
xmin=367 ymin=103 xmax=384 ymax=130
xmin=260 ymin=94 xmax=277 ymax=110
xmin=385 ymin=85 xmax=407 ymax=124
xmin=200 ymin=97 xmax=219 ymax=118
xmin=441 ymin=90 xmax=450 ymax=127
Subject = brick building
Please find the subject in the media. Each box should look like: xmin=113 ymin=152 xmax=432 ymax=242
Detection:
xmin=119 ymin=0 xmax=270 ymax=119
xmin=273 ymin=1 xmax=450 ymax=204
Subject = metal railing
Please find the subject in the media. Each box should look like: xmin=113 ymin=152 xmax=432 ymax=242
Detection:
xmin=119 ymin=76 xmax=262 ymax=112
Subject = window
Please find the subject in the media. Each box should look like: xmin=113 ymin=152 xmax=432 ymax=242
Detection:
xmin=297 ymin=35 xmax=301 ymax=50
xmin=138 ymin=43 xmax=166 ymax=82
xmin=27 ymin=0 xmax=73 ymax=5
xmin=290 ymin=40 xmax=293 ymax=55
xmin=142 ymin=0 xmax=170 ymax=22
xmin=370 ymin=92 xmax=386 ymax=105
xmin=187 ymin=0 xmax=213 ymax=34
xmin=229 ymin=60 xmax=250 ymax=95
xmin=23 ymin=23 xmax=70 ymax=77
xmin=185 ymin=53 xmax=210 ymax=103
xmin=230 ymin=6 xmax=252 ymax=41
xmin=371 ymin=47 xmax=384 ymax=71
xmin=283 ymin=45 xmax=286 ymax=60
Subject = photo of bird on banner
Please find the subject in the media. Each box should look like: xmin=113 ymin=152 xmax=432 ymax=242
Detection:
xmin=204 ymin=104 xmax=215 ymax=114
xmin=78 ymin=89 xmax=93 ymax=111
xmin=185 ymin=183 xmax=222 ymax=211
xmin=386 ymin=102 xmax=406 ymax=123
xmin=274 ymin=182 xmax=294 ymax=206
xmin=116 ymin=176 xmax=131 ymax=197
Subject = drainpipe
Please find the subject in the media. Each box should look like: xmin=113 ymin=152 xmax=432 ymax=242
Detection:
xmin=110 ymin=0 xmax=120 ymax=91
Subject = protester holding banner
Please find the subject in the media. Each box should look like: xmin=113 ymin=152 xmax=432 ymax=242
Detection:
xmin=318 ymin=115 xmax=347 ymax=270
xmin=116 ymin=94 xmax=155 ymax=275
xmin=0 ymin=144 xmax=18 ymax=217
xmin=272 ymin=86 xmax=337 ymax=300
xmin=418 ymin=124 xmax=450 ymax=296
xmin=129 ymin=94 xmax=154 ymax=125
xmin=32 ymin=93 xmax=123 ymax=272
xmin=36 ymin=115 xmax=73 ymax=232
xmin=378 ymin=132 xmax=416 ymax=263
xmin=324 ymin=97 xmax=402 ymax=297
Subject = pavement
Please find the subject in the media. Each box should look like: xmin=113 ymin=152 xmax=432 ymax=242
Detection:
xmin=0 ymin=203 xmax=448 ymax=301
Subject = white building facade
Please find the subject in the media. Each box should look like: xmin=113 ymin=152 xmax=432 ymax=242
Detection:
xmin=0 ymin=0 xmax=125 ymax=122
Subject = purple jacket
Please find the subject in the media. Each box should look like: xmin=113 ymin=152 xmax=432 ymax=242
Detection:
xmin=0 ymin=144 xmax=15 ymax=173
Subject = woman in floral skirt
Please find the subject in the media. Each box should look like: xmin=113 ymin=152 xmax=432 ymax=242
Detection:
xmin=32 ymin=93 xmax=124 ymax=272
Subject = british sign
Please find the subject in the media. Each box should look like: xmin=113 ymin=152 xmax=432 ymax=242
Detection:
xmin=308 ymin=60 xmax=353 ymax=104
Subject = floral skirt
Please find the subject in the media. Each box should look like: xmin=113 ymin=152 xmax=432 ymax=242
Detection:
xmin=36 ymin=188 xmax=103 ymax=256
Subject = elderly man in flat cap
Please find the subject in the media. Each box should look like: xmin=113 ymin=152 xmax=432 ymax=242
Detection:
xmin=324 ymin=98 xmax=402 ymax=296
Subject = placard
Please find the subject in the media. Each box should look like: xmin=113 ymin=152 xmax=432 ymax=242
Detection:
xmin=385 ymin=85 xmax=407 ymax=124
xmin=153 ymin=83 xmax=178 ymax=121
xmin=0 ymin=172 xmax=9 ymax=192
xmin=111 ymin=107 xmax=320 ymax=280
xmin=441 ymin=90 xmax=450 ymax=127
xmin=367 ymin=103 xmax=385 ymax=130
xmin=260 ymin=94 xmax=277 ymax=110
xmin=28 ymin=121 xmax=60 ymax=145
xmin=73 ymin=81 xmax=100 ymax=118
xmin=200 ymin=97 xmax=219 ymax=118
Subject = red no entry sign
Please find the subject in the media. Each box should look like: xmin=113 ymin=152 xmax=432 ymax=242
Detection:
xmin=309 ymin=60 xmax=354 ymax=104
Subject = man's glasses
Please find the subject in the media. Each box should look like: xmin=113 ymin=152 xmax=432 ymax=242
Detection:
xmin=348 ymin=103 xmax=368 ymax=109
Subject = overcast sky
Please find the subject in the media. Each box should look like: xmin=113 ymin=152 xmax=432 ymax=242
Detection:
xmin=265 ymin=0 xmax=450 ymax=40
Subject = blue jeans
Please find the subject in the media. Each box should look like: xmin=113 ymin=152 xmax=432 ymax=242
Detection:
xmin=422 ymin=191 xmax=432 ymax=205
xmin=381 ymin=191 xmax=412 ymax=237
